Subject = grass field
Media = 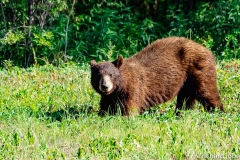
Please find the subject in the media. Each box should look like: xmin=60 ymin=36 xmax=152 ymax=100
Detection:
xmin=0 ymin=59 xmax=239 ymax=159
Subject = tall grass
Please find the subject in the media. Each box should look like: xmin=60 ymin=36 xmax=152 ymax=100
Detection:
xmin=0 ymin=59 xmax=239 ymax=159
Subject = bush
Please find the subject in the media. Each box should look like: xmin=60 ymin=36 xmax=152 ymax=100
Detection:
xmin=72 ymin=2 xmax=161 ymax=62
xmin=166 ymin=0 xmax=239 ymax=58
xmin=0 ymin=0 xmax=239 ymax=67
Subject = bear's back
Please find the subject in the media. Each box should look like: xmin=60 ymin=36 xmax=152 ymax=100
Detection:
xmin=124 ymin=36 xmax=213 ymax=70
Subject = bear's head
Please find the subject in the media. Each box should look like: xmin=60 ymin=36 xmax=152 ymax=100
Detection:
xmin=90 ymin=56 xmax=123 ymax=95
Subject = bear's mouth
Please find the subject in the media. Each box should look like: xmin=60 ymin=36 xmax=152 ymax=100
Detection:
xmin=101 ymin=90 xmax=111 ymax=95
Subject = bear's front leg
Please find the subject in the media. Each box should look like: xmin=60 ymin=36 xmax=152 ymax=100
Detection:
xmin=98 ymin=96 xmax=140 ymax=116
xmin=118 ymin=98 xmax=141 ymax=116
xmin=98 ymin=96 xmax=119 ymax=116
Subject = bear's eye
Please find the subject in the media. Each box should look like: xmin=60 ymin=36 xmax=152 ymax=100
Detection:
xmin=109 ymin=74 xmax=112 ymax=77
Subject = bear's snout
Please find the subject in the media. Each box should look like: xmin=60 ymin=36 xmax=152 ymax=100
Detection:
xmin=101 ymin=84 xmax=108 ymax=90
xmin=99 ymin=75 xmax=113 ymax=94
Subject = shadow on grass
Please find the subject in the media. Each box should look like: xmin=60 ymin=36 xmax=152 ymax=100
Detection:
xmin=43 ymin=105 xmax=95 ymax=121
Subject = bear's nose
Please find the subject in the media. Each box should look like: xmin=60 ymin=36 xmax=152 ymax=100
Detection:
xmin=101 ymin=84 xmax=108 ymax=90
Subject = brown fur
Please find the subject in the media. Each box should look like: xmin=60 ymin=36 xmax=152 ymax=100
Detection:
xmin=90 ymin=37 xmax=224 ymax=116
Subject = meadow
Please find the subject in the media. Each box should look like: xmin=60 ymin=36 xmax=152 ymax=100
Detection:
xmin=0 ymin=59 xmax=239 ymax=159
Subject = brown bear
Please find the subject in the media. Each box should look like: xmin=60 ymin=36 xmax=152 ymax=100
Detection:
xmin=90 ymin=37 xmax=224 ymax=116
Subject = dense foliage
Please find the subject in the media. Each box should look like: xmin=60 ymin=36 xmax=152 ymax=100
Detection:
xmin=0 ymin=0 xmax=239 ymax=67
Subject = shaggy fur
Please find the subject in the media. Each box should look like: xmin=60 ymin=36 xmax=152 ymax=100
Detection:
xmin=90 ymin=37 xmax=224 ymax=116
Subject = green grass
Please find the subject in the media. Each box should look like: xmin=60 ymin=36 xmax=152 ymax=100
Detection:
xmin=0 ymin=60 xmax=239 ymax=159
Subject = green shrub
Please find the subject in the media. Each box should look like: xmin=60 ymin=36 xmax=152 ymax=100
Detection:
xmin=72 ymin=2 xmax=160 ymax=62
xmin=166 ymin=0 xmax=239 ymax=58
xmin=0 ymin=0 xmax=239 ymax=67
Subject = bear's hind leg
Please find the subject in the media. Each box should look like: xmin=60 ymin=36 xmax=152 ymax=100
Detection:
xmin=186 ymin=96 xmax=196 ymax=109
xmin=196 ymin=93 xmax=224 ymax=112
xmin=175 ymin=86 xmax=196 ymax=115
xmin=194 ymin=70 xmax=224 ymax=112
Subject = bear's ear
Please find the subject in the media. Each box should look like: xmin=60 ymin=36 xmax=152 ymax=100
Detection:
xmin=90 ymin=60 xmax=97 ymax=68
xmin=112 ymin=55 xmax=123 ymax=68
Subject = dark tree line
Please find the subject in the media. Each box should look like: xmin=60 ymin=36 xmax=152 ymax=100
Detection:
xmin=0 ymin=0 xmax=239 ymax=67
